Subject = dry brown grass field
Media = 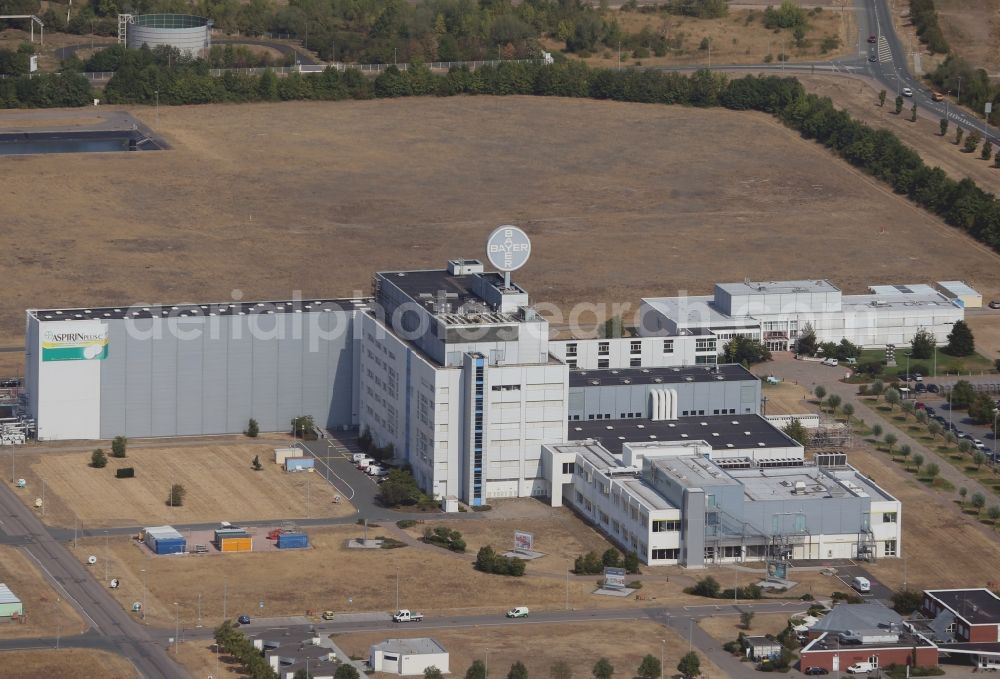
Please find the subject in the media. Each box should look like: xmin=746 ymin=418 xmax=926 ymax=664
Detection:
xmin=0 ymin=545 xmax=87 ymax=639
xmin=843 ymin=440 xmax=1000 ymax=591
xmin=333 ymin=621 xmax=724 ymax=679
xmin=4 ymin=442 xmax=354 ymax=528
xmin=698 ymin=611 xmax=793 ymax=644
xmin=3 ymin=96 xmax=1000 ymax=351
xmin=935 ymin=0 xmax=1000 ymax=74
xmin=758 ymin=381 xmax=814 ymax=416
xmin=0 ymin=648 xmax=139 ymax=679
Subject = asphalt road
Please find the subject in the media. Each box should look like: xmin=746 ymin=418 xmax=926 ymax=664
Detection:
xmin=0 ymin=483 xmax=188 ymax=678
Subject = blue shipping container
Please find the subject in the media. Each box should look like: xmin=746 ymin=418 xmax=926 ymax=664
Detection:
xmin=277 ymin=532 xmax=309 ymax=549
xmin=154 ymin=538 xmax=186 ymax=555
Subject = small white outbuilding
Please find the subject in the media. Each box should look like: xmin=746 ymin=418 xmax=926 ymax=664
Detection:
xmin=369 ymin=638 xmax=449 ymax=675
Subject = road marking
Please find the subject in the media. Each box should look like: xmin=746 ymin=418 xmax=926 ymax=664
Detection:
xmin=21 ymin=547 xmax=101 ymax=630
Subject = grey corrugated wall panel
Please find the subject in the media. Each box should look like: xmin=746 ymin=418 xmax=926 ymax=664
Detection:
xmin=225 ymin=323 xmax=254 ymax=434
xmin=99 ymin=321 xmax=128 ymax=438
xmin=302 ymin=313 xmax=333 ymax=427
xmin=150 ymin=324 xmax=178 ymax=436
xmin=124 ymin=319 xmax=154 ymax=437
xmin=328 ymin=316 xmax=356 ymax=428
xmin=276 ymin=315 xmax=304 ymax=431
xmin=175 ymin=319 xmax=204 ymax=435
xmin=201 ymin=319 xmax=229 ymax=434
xmin=250 ymin=315 xmax=280 ymax=432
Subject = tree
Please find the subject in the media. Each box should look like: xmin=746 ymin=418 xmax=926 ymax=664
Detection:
xmin=983 ymin=140 xmax=993 ymax=161
xmin=988 ymin=506 xmax=1000 ymax=527
xmin=959 ymin=440 xmax=973 ymax=455
xmin=915 ymin=410 xmax=927 ymax=424
xmin=638 ymin=655 xmax=661 ymax=679
xmin=426 ymin=668 xmax=445 ymax=679
xmin=894 ymin=95 xmax=903 ymax=114
xmin=550 ymin=661 xmax=573 ymax=679
xmin=290 ymin=414 xmax=316 ymax=439
xmin=869 ymin=380 xmax=885 ymax=396
xmin=949 ymin=380 xmax=976 ymax=408
xmin=91 ymin=448 xmax=108 ymax=468
xmin=879 ymin=89 xmax=886 ymax=107
xmin=911 ymin=104 xmax=917 ymax=122
xmin=928 ymin=421 xmax=942 ymax=438
xmin=740 ymin=610 xmax=755 ymax=630
xmin=996 ymin=149 xmax=1000 ymax=168
xmin=884 ymin=388 xmax=901 ymax=410
xmin=901 ymin=401 xmax=915 ymax=417
xmin=940 ymin=117 xmax=948 ymax=136
xmin=797 ymin=323 xmax=817 ymax=355
xmin=891 ymin=589 xmax=922 ymax=614
xmin=872 ymin=423 xmax=883 ymax=438
xmin=623 ymin=550 xmax=640 ymax=574
xmin=964 ymin=130 xmax=982 ymax=153
xmin=969 ymin=392 xmax=997 ymax=424
xmin=467 ymin=660 xmax=487 ymax=679
xmin=842 ymin=403 xmax=855 ymax=419
xmin=959 ymin=486 xmax=968 ymax=504
xmin=336 ymin=665 xmax=360 ymax=679
xmin=251 ymin=454 xmax=263 ymax=471
xmin=687 ymin=576 xmax=721 ymax=597
xmin=246 ymin=418 xmax=259 ymax=438
xmin=884 ymin=432 xmax=897 ymax=455
xmin=509 ymin=662 xmax=529 ymax=679
xmin=814 ymin=385 xmax=827 ymax=401
xmin=971 ymin=492 xmax=986 ymax=514
xmin=956 ymin=127 xmax=965 ymax=145
xmin=111 ymin=435 xmax=127 ymax=458
xmin=973 ymin=451 xmax=986 ymax=470
xmin=946 ymin=320 xmax=975 ymax=356
xmin=924 ymin=462 xmax=940 ymax=480
xmin=677 ymin=652 xmax=701 ymax=679
xmin=722 ymin=336 xmax=771 ymax=365
xmin=899 ymin=444 xmax=911 ymax=464
xmin=826 ymin=394 xmax=842 ymax=413
xmin=168 ymin=483 xmax=186 ymax=507
xmin=601 ymin=548 xmax=623 ymax=568
xmin=913 ymin=453 xmax=925 ymax=469
xmin=783 ymin=419 xmax=808 ymax=446
xmin=592 ymin=658 xmax=614 ymax=679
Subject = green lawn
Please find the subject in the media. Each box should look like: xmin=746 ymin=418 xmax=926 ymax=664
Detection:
xmin=856 ymin=349 xmax=995 ymax=379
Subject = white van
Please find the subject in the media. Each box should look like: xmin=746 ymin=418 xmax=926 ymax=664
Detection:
xmin=847 ymin=662 xmax=875 ymax=674
xmin=351 ymin=452 xmax=368 ymax=463
xmin=852 ymin=576 xmax=871 ymax=593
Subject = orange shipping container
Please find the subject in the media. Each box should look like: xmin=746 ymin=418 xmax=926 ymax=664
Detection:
xmin=220 ymin=537 xmax=252 ymax=553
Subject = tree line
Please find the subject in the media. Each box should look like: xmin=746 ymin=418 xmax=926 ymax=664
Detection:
xmin=909 ymin=0 xmax=949 ymax=55
xmin=7 ymin=59 xmax=1000 ymax=263
xmin=928 ymin=55 xmax=1000 ymax=127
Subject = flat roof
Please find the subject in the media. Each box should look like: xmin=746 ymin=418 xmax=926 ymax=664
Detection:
xmin=377 ymin=268 xmax=527 ymax=326
xmin=619 ymin=477 xmax=677 ymax=511
xmin=570 ymin=364 xmax=757 ymax=388
xmin=569 ymin=415 xmax=795 ymax=455
xmin=804 ymin=631 xmax=933 ymax=652
xmin=29 ymin=298 xmax=368 ymax=321
xmin=373 ymin=638 xmax=446 ymax=655
xmin=0 ymin=583 xmax=20 ymax=605
xmin=650 ymin=454 xmax=742 ymax=489
xmin=868 ymin=284 xmax=939 ymax=297
xmin=716 ymin=280 xmax=840 ymax=295
xmin=841 ymin=293 xmax=956 ymax=310
xmin=926 ymin=589 xmax=1000 ymax=626
xmin=729 ymin=466 xmax=840 ymax=501
xmin=641 ymin=296 xmax=753 ymax=328
xmin=937 ymin=281 xmax=980 ymax=297
xmin=144 ymin=525 xmax=184 ymax=540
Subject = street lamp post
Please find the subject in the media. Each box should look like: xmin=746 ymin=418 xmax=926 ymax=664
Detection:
xmin=141 ymin=568 xmax=148 ymax=623
xmin=485 ymin=647 xmax=489 ymax=679
xmin=154 ymin=90 xmax=159 ymax=126
xmin=104 ymin=531 xmax=110 ymax=584
xmin=174 ymin=602 xmax=180 ymax=655
xmin=395 ymin=567 xmax=399 ymax=611
xmin=992 ymin=409 xmax=999 ymax=460
xmin=660 ymin=639 xmax=666 ymax=679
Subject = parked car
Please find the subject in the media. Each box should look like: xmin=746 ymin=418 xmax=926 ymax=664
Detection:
xmin=974 ymin=439 xmax=986 ymax=450
xmin=932 ymin=91 xmax=944 ymax=102
xmin=867 ymin=34 xmax=877 ymax=43
xmin=915 ymin=383 xmax=927 ymax=393
xmin=322 ymin=610 xmax=336 ymax=620
xmin=914 ymin=373 xmax=923 ymax=381
xmin=822 ymin=358 xmax=839 ymax=367
xmin=902 ymin=87 xmax=913 ymax=97
xmin=847 ymin=662 xmax=875 ymax=674
xmin=925 ymin=406 xmax=936 ymax=416
xmin=915 ymin=401 xmax=925 ymax=410
xmin=957 ymin=431 xmax=972 ymax=440
xmin=237 ymin=614 xmax=251 ymax=625
xmin=506 ymin=606 xmax=530 ymax=618
xmin=989 ymin=300 xmax=1000 ymax=309
xmin=852 ymin=576 xmax=871 ymax=593
xmin=868 ymin=54 xmax=877 ymax=63
xmin=804 ymin=668 xmax=829 ymax=675
xmin=927 ymin=383 xmax=941 ymax=393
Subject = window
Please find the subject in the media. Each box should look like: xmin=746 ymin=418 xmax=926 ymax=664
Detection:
xmin=722 ymin=546 xmax=742 ymax=558
xmin=651 ymin=548 xmax=679 ymax=560
xmin=562 ymin=462 xmax=575 ymax=474
xmin=884 ymin=540 xmax=897 ymax=557
xmin=598 ymin=342 xmax=610 ymax=355
xmin=695 ymin=355 xmax=718 ymax=365
xmin=566 ymin=359 xmax=577 ymax=368
xmin=491 ymin=384 xmax=521 ymax=392
xmin=630 ymin=357 xmax=641 ymax=367
xmin=662 ymin=340 xmax=674 ymax=354
xmin=566 ymin=343 xmax=578 ymax=357
xmin=630 ymin=341 xmax=642 ymax=354
xmin=652 ymin=520 xmax=681 ymax=532
xmin=695 ymin=338 xmax=717 ymax=352
xmin=882 ymin=512 xmax=898 ymax=523
xmin=598 ymin=359 xmax=610 ymax=369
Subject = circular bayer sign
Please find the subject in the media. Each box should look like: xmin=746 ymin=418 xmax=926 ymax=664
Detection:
xmin=486 ymin=225 xmax=532 ymax=272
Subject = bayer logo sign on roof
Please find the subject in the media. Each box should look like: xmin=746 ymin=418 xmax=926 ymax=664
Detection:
xmin=486 ymin=225 xmax=531 ymax=272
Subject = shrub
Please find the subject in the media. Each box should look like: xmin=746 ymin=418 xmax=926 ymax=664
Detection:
xmin=423 ymin=526 xmax=466 ymax=552
xmin=891 ymin=589 xmax=922 ymax=614
xmin=91 ymin=448 xmax=108 ymax=468
xmin=246 ymin=418 xmax=259 ymax=437
xmin=475 ymin=545 xmax=526 ymax=576
xmin=574 ymin=551 xmax=604 ymax=575
xmin=685 ymin=576 xmax=721 ymax=597
xmin=168 ymin=483 xmax=186 ymax=507
xmin=396 ymin=519 xmax=417 ymax=529
xmin=111 ymin=435 xmax=127 ymax=458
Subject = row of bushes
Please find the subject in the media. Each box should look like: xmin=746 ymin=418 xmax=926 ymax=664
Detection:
xmin=573 ymin=548 xmax=640 ymax=575
xmin=685 ymin=576 xmax=763 ymax=600
xmin=910 ymin=0 xmax=949 ymax=55
xmin=475 ymin=545 xmax=526 ymax=576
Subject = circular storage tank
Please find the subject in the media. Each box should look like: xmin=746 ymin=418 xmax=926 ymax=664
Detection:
xmin=127 ymin=14 xmax=211 ymax=57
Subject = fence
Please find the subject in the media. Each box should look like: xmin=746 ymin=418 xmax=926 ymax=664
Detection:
xmin=82 ymin=57 xmax=544 ymax=81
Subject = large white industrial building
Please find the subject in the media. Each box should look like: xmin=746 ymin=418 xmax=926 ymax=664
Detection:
xmin=21 ymin=254 xmax=944 ymax=556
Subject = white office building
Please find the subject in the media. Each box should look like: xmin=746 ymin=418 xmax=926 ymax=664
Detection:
xmin=639 ymin=279 xmax=967 ymax=352
xmin=542 ymin=421 xmax=901 ymax=567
